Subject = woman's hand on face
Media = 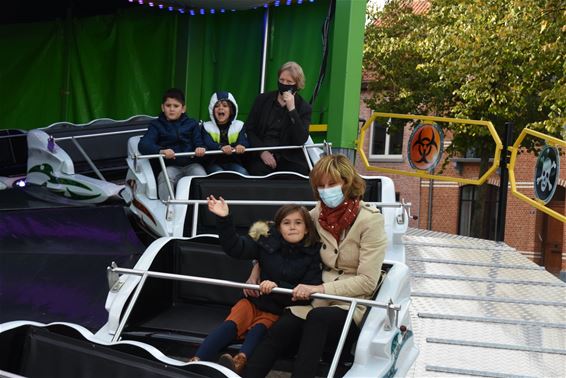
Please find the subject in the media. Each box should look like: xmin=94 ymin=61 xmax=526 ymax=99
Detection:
xmin=281 ymin=91 xmax=295 ymax=111
xmin=259 ymin=280 xmax=277 ymax=295
xmin=260 ymin=151 xmax=277 ymax=169
xmin=207 ymin=195 xmax=229 ymax=217
xmin=160 ymin=149 xmax=176 ymax=159
xmin=234 ymin=145 xmax=246 ymax=154
xmin=221 ymin=145 xmax=233 ymax=155
xmin=244 ymin=263 xmax=261 ymax=298
xmin=292 ymin=284 xmax=324 ymax=301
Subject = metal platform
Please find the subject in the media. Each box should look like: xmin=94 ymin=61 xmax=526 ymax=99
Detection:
xmin=405 ymin=228 xmax=566 ymax=378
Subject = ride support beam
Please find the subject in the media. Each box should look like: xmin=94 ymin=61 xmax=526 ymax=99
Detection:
xmin=326 ymin=0 xmax=366 ymax=156
xmin=496 ymin=122 xmax=513 ymax=242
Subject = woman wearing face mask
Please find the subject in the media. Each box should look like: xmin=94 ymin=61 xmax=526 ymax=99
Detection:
xmin=244 ymin=154 xmax=388 ymax=377
xmin=244 ymin=61 xmax=311 ymax=176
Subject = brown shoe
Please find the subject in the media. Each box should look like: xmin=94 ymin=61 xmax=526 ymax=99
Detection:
xmin=232 ymin=353 xmax=247 ymax=375
xmin=218 ymin=353 xmax=235 ymax=371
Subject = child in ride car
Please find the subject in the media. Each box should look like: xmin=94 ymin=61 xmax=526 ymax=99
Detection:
xmin=188 ymin=196 xmax=321 ymax=374
xmin=201 ymin=91 xmax=249 ymax=175
xmin=138 ymin=88 xmax=206 ymax=200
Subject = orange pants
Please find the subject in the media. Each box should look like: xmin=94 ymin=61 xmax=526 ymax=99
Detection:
xmin=226 ymin=298 xmax=279 ymax=339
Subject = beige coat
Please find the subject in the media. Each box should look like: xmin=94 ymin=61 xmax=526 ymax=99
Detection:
xmin=289 ymin=201 xmax=387 ymax=325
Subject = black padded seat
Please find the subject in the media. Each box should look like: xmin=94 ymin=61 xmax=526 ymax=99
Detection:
xmin=123 ymin=238 xmax=253 ymax=341
xmin=0 ymin=324 xmax=222 ymax=377
xmin=46 ymin=116 xmax=155 ymax=180
xmin=186 ymin=173 xmax=315 ymax=236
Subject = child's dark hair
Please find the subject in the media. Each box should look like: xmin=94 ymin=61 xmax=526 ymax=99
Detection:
xmin=273 ymin=204 xmax=319 ymax=246
xmin=162 ymin=88 xmax=185 ymax=105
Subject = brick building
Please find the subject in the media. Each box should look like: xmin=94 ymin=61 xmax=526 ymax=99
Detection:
xmin=357 ymin=89 xmax=566 ymax=279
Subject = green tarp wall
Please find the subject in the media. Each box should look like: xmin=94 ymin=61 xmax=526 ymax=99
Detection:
xmin=0 ymin=2 xmax=330 ymax=131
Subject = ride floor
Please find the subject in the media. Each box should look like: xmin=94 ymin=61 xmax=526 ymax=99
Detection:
xmin=0 ymin=187 xmax=145 ymax=331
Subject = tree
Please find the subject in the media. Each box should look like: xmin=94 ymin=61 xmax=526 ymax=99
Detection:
xmin=363 ymin=0 xmax=565 ymax=238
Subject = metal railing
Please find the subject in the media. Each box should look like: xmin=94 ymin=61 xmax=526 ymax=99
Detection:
xmin=108 ymin=263 xmax=401 ymax=378
xmin=54 ymin=128 xmax=148 ymax=182
xmin=161 ymin=199 xmax=411 ymax=237
xmin=135 ymin=143 xmax=332 ymax=201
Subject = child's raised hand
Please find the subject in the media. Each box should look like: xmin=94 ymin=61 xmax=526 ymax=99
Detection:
xmin=207 ymin=195 xmax=229 ymax=217
xmin=235 ymin=145 xmax=246 ymax=154
xmin=160 ymin=149 xmax=176 ymax=159
xmin=259 ymin=280 xmax=277 ymax=295
xmin=195 ymin=147 xmax=206 ymax=157
xmin=221 ymin=145 xmax=233 ymax=155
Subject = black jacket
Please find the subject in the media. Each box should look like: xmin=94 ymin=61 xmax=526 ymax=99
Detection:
xmin=244 ymin=91 xmax=312 ymax=167
xmin=216 ymin=214 xmax=322 ymax=315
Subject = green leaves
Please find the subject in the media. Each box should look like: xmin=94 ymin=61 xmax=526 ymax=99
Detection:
xmin=363 ymin=0 xmax=565 ymax=155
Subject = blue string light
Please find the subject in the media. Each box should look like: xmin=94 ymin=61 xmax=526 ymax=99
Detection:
xmin=130 ymin=0 xmax=316 ymax=16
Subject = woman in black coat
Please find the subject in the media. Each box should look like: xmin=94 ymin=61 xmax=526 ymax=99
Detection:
xmin=244 ymin=61 xmax=312 ymax=176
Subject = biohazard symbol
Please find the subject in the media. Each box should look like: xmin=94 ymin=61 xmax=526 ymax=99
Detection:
xmin=408 ymin=123 xmax=444 ymax=171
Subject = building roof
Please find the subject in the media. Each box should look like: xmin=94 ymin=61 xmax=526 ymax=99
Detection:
xmin=405 ymin=227 xmax=566 ymax=377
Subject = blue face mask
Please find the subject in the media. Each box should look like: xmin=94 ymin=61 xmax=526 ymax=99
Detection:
xmin=318 ymin=185 xmax=344 ymax=208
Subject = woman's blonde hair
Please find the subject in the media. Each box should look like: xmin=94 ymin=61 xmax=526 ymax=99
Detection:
xmin=278 ymin=61 xmax=305 ymax=90
xmin=309 ymin=154 xmax=366 ymax=201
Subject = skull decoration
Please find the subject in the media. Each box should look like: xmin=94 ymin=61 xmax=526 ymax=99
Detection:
xmin=536 ymin=157 xmax=557 ymax=192
xmin=534 ymin=145 xmax=560 ymax=204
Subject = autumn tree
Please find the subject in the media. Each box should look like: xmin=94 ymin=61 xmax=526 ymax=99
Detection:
xmin=364 ymin=0 xmax=565 ymax=238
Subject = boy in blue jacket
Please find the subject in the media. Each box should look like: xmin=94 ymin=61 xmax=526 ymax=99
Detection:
xmin=139 ymin=88 xmax=207 ymax=200
xmin=201 ymin=91 xmax=249 ymax=175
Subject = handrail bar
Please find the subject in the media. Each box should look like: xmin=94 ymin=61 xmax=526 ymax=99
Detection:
xmin=70 ymin=137 xmax=106 ymax=181
xmin=135 ymin=143 xmax=329 ymax=160
xmin=144 ymin=143 xmax=331 ymax=200
xmin=110 ymin=265 xmax=400 ymax=312
xmin=108 ymin=263 xmax=401 ymax=377
xmin=54 ymin=128 xmax=148 ymax=141
xmin=0 ymin=133 xmax=27 ymax=140
xmin=166 ymin=199 xmax=411 ymax=209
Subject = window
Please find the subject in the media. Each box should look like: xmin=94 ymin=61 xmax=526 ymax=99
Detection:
xmin=459 ymin=184 xmax=499 ymax=240
xmin=369 ymin=118 xmax=404 ymax=161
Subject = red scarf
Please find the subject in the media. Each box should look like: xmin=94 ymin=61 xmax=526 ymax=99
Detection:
xmin=318 ymin=199 xmax=360 ymax=243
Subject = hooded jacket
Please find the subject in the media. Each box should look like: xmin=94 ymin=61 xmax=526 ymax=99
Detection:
xmin=202 ymin=92 xmax=249 ymax=167
xmin=138 ymin=113 xmax=204 ymax=167
xmin=216 ymin=214 xmax=322 ymax=315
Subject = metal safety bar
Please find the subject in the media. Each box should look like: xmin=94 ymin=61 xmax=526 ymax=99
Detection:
xmin=140 ymin=143 xmax=331 ymax=201
xmin=170 ymin=199 xmax=411 ymax=238
xmin=54 ymin=128 xmax=148 ymax=141
xmin=135 ymin=143 xmax=328 ymax=160
xmin=53 ymin=128 xmax=149 ymax=182
xmin=70 ymin=137 xmax=106 ymax=181
xmin=108 ymin=263 xmax=401 ymax=377
xmin=170 ymin=199 xmax=409 ymax=207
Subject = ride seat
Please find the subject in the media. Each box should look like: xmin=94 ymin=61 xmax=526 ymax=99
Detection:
xmin=128 ymin=136 xmax=158 ymax=200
